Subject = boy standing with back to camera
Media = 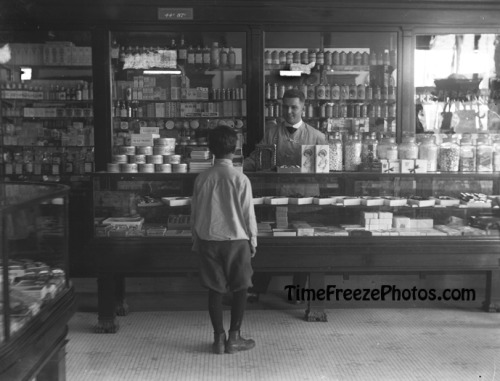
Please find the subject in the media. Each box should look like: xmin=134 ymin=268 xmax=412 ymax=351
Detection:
xmin=191 ymin=125 xmax=258 ymax=354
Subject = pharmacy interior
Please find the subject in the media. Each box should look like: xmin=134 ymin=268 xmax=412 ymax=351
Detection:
xmin=1 ymin=0 xmax=500 ymax=344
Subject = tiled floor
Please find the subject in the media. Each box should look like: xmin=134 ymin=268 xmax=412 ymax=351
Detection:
xmin=67 ymin=305 xmax=500 ymax=380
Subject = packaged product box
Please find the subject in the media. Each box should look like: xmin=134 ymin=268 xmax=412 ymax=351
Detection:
xmin=313 ymin=197 xmax=333 ymax=205
xmin=381 ymin=159 xmax=400 ymax=173
xmin=413 ymin=159 xmax=428 ymax=173
xmin=362 ymin=211 xmax=379 ymax=220
xmin=291 ymin=222 xmax=315 ymax=236
xmin=378 ymin=212 xmax=393 ymax=219
xmin=301 ymin=145 xmax=315 ymax=173
xmin=315 ymin=145 xmax=329 ymax=173
xmin=400 ymin=159 xmax=414 ymax=173
xmin=288 ymin=197 xmax=314 ymax=205
xmin=360 ymin=197 xmax=384 ymax=206
xmin=272 ymin=229 xmax=297 ymax=237
xmin=393 ymin=216 xmax=411 ymax=229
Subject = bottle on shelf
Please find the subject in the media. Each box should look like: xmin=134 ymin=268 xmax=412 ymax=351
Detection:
xmin=202 ymin=45 xmax=210 ymax=69
xmin=271 ymin=50 xmax=279 ymax=66
xmin=178 ymin=35 xmax=187 ymax=65
xmin=220 ymin=47 xmax=228 ymax=67
xmin=195 ymin=46 xmax=203 ymax=68
xmin=228 ymin=47 xmax=236 ymax=68
xmin=210 ymin=42 xmax=220 ymax=69
xmin=187 ymin=45 xmax=195 ymax=66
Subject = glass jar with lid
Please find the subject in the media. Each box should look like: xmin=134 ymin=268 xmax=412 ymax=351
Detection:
xmin=361 ymin=132 xmax=378 ymax=164
xmin=476 ymin=134 xmax=493 ymax=172
xmin=459 ymin=134 xmax=476 ymax=172
xmin=493 ymin=135 xmax=500 ymax=172
xmin=344 ymin=133 xmax=362 ymax=171
xmin=398 ymin=135 xmax=419 ymax=160
xmin=438 ymin=136 xmax=460 ymax=172
xmin=419 ymin=135 xmax=438 ymax=172
xmin=377 ymin=136 xmax=398 ymax=161
xmin=328 ymin=132 xmax=343 ymax=171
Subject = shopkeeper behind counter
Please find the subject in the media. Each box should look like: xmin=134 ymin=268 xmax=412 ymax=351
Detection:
xmin=243 ymin=88 xmax=327 ymax=303
xmin=244 ymin=88 xmax=328 ymax=174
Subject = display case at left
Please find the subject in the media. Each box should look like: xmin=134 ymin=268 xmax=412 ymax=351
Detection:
xmin=0 ymin=182 xmax=74 ymax=380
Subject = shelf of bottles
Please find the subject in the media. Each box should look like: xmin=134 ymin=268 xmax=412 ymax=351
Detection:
xmin=111 ymin=32 xmax=247 ymax=169
xmin=0 ymin=31 xmax=94 ymax=179
xmin=264 ymin=30 xmax=398 ymax=137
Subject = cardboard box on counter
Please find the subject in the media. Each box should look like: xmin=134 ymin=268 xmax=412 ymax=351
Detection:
xmin=381 ymin=160 xmax=400 ymax=173
xmin=301 ymin=145 xmax=315 ymax=173
xmin=315 ymin=145 xmax=329 ymax=173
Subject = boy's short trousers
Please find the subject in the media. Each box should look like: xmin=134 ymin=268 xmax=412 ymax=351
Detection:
xmin=198 ymin=239 xmax=253 ymax=294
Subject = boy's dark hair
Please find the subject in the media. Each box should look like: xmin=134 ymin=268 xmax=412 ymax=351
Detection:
xmin=283 ymin=88 xmax=305 ymax=103
xmin=209 ymin=126 xmax=237 ymax=158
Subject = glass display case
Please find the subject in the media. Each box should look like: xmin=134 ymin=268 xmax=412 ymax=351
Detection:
xmin=92 ymin=172 xmax=500 ymax=239
xmin=264 ymin=31 xmax=398 ymax=137
xmin=109 ymin=30 xmax=247 ymax=174
xmin=0 ymin=182 xmax=70 ymax=343
xmin=0 ymin=30 xmax=94 ymax=181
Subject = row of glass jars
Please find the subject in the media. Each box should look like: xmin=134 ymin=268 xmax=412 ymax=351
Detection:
xmin=328 ymin=132 xmax=500 ymax=172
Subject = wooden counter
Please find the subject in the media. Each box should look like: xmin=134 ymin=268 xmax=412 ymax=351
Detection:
xmin=89 ymin=237 xmax=500 ymax=333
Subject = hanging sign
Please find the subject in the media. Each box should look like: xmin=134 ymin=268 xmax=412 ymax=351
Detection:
xmin=158 ymin=8 xmax=194 ymax=20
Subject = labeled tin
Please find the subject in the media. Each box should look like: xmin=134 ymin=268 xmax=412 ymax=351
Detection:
xmin=120 ymin=163 xmax=138 ymax=173
xmin=138 ymin=163 xmax=155 ymax=173
xmin=136 ymin=146 xmax=153 ymax=155
xmin=164 ymin=154 xmax=182 ymax=164
xmin=172 ymin=163 xmax=188 ymax=173
xmin=118 ymin=146 xmax=136 ymax=155
xmin=154 ymin=138 xmax=176 ymax=147
xmin=107 ymin=163 xmax=120 ymax=173
xmin=146 ymin=155 xmax=164 ymax=164
xmin=112 ymin=154 xmax=128 ymax=164
xmin=155 ymin=164 xmax=172 ymax=173
xmin=129 ymin=155 xmax=146 ymax=164
xmin=153 ymin=146 xmax=175 ymax=155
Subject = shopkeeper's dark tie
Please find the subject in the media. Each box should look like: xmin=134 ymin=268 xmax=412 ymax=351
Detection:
xmin=286 ymin=125 xmax=297 ymax=135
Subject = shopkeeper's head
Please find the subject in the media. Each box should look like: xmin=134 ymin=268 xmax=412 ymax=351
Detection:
xmin=209 ymin=126 xmax=237 ymax=159
xmin=282 ymin=89 xmax=305 ymax=126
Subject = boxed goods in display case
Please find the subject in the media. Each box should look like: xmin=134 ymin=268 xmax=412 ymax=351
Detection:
xmin=92 ymin=171 xmax=500 ymax=239
xmin=0 ymin=182 xmax=71 ymax=343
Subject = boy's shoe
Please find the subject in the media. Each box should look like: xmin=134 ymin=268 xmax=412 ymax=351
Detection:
xmin=225 ymin=330 xmax=255 ymax=354
xmin=213 ymin=332 xmax=226 ymax=354
xmin=247 ymin=292 xmax=259 ymax=303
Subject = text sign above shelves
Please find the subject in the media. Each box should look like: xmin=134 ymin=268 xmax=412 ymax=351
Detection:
xmin=158 ymin=8 xmax=193 ymax=20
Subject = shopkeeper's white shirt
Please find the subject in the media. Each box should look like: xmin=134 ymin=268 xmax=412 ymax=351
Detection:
xmin=191 ymin=159 xmax=258 ymax=252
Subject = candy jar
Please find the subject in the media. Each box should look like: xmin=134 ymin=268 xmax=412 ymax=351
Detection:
xmin=419 ymin=135 xmax=439 ymax=172
xmin=438 ymin=136 xmax=460 ymax=172
xmin=459 ymin=134 xmax=476 ymax=172
xmin=493 ymin=135 xmax=500 ymax=172
xmin=328 ymin=132 xmax=343 ymax=171
xmin=476 ymin=134 xmax=493 ymax=172
xmin=344 ymin=133 xmax=362 ymax=171
xmin=377 ymin=136 xmax=398 ymax=161
xmin=361 ymin=132 xmax=378 ymax=164
xmin=398 ymin=135 xmax=419 ymax=160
